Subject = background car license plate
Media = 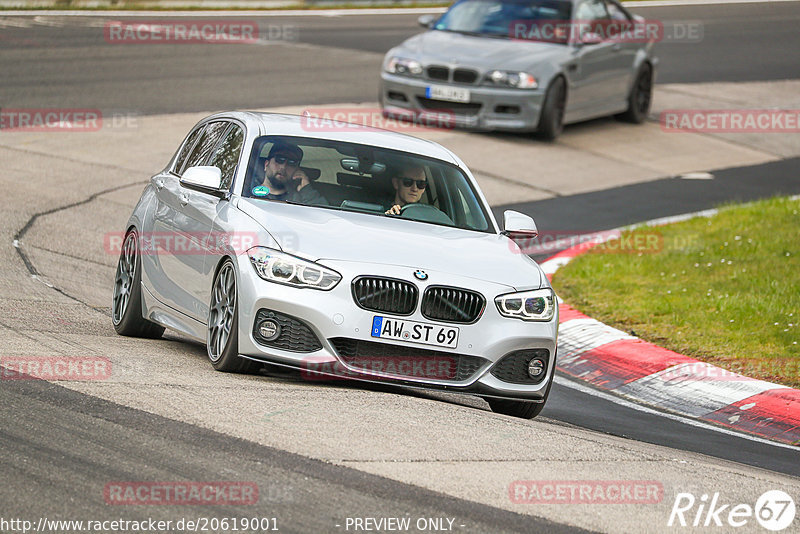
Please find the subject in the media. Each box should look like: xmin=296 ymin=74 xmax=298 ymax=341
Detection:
xmin=371 ymin=316 xmax=459 ymax=349
xmin=426 ymin=85 xmax=470 ymax=103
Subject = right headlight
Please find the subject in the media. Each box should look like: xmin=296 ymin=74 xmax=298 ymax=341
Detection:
xmin=495 ymin=288 xmax=556 ymax=321
xmin=483 ymin=70 xmax=538 ymax=89
xmin=384 ymin=56 xmax=423 ymax=77
xmin=247 ymin=247 xmax=341 ymax=291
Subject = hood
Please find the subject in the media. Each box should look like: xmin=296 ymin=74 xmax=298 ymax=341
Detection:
xmin=238 ymin=199 xmax=543 ymax=290
xmin=396 ymin=30 xmax=566 ymax=71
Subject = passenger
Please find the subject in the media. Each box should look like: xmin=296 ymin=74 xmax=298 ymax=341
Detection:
xmin=256 ymin=141 xmax=328 ymax=205
xmin=384 ymin=164 xmax=427 ymax=215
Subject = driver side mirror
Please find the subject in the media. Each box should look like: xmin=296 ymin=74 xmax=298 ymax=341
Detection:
xmin=418 ymin=14 xmax=436 ymax=28
xmin=501 ymin=210 xmax=538 ymax=241
xmin=180 ymin=166 xmax=227 ymax=199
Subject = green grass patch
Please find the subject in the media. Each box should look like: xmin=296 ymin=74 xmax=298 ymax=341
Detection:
xmin=552 ymin=196 xmax=800 ymax=388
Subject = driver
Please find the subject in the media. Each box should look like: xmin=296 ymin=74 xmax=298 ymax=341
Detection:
xmin=384 ymin=164 xmax=427 ymax=215
xmin=257 ymin=141 xmax=328 ymax=205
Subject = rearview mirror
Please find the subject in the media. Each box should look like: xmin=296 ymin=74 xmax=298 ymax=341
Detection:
xmin=501 ymin=210 xmax=538 ymax=241
xmin=340 ymin=158 xmax=386 ymax=175
xmin=418 ymin=14 xmax=436 ymax=28
xmin=180 ymin=166 xmax=227 ymax=198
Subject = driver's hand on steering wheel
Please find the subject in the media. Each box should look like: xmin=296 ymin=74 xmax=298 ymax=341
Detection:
xmin=385 ymin=204 xmax=402 ymax=216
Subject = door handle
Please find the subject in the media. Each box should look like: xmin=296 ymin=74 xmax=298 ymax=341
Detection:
xmin=179 ymin=193 xmax=189 ymax=206
xmin=155 ymin=178 xmax=164 ymax=191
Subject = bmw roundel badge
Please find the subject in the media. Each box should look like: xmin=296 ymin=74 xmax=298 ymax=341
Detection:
xmin=414 ymin=270 xmax=428 ymax=281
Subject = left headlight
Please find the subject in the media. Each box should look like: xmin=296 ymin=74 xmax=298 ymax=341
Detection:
xmin=484 ymin=70 xmax=538 ymax=89
xmin=384 ymin=56 xmax=424 ymax=77
xmin=247 ymin=247 xmax=341 ymax=291
xmin=495 ymin=288 xmax=556 ymax=321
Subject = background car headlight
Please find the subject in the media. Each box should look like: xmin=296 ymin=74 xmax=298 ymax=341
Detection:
xmin=484 ymin=70 xmax=538 ymax=89
xmin=248 ymin=247 xmax=341 ymax=290
xmin=495 ymin=288 xmax=555 ymax=321
xmin=385 ymin=56 xmax=423 ymax=77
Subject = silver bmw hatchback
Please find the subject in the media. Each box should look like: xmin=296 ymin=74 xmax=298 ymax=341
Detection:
xmin=113 ymin=112 xmax=558 ymax=418
xmin=381 ymin=0 xmax=657 ymax=139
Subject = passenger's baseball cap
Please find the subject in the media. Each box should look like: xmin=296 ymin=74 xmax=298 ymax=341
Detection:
xmin=267 ymin=141 xmax=303 ymax=162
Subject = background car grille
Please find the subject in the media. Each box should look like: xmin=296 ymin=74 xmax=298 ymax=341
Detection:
xmin=425 ymin=66 xmax=479 ymax=84
xmin=421 ymin=286 xmax=485 ymax=324
xmin=330 ymin=337 xmax=487 ymax=382
xmin=417 ymin=97 xmax=482 ymax=116
xmin=426 ymin=65 xmax=449 ymax=81
xmin=252 ymin=309 xmax=322 ymax=352
xmin=490 ymin=349 xmax=550 ymax=384
xmin=352 ymin=276 xmax=418 ymax=315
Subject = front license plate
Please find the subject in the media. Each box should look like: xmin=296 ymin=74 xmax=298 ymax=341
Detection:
xmin=426 ymin=85 xmax=471 ymax=103
xmin=371 ymin=316 xmax=459 ymax=349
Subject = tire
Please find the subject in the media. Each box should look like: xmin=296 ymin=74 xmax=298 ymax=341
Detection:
xmin=207 ymin=259 xmax=260 ymax=373
xmin=112 ymin=229 xmax=165 ymax=338
xmin=487 ymin=378 xmax=552 ymax=419
xmin=535 ymin=77 xmax=567 ymax=140
xmin=616 ymin=63 xmax=653 ymax=124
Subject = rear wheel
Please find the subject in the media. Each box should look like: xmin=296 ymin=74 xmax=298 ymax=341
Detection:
xmin=535 ymin=77 xmax=566 ymax=140
xmin=207 ymin=259 xmax=260 ymax=373
xmin=617 ymin=64 xmax=653 ymax=124
xmin=487 ymin=378 xmax=552 ymax=419
xmin=112 ymin=229 xmax=165 ymax=338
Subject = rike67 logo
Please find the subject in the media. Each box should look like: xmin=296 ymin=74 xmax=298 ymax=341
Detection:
xmin=668 ymin=490 xmax=796 ymax=531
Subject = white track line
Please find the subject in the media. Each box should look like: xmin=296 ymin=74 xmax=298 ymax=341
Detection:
xmin=554 ymin=375 xmax=800 ymax=450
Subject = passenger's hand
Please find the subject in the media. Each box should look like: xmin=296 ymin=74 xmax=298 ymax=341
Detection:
xmin=293 ymin=169 xmax=310 ymax=190
xmin=385 ymin=204 xmax=401 ymax=216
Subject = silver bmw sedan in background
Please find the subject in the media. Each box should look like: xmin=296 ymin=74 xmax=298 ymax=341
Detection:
xmin=113 ymin=112 xmax=558 ymax=418
xmin=380 ymin=0 xmax=657 ymax=139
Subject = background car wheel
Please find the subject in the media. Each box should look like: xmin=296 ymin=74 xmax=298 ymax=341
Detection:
xmin=207 ymin=259 xmax=260 ymax=373
xmin=112 ymin=229 xmax=165 ymax=338
xmin=486 ymin=378 xmax=552 ymax=419
xmin=616 ymin=63 xmax=653 ymax=124
xmin=535 ymin=77 xmax=566 ymax=141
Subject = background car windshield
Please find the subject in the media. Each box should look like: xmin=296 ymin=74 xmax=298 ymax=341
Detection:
xmin=434 ymin=0 xmax=573 ymax=38
xmin=244 ymin=136 xmax=492 ymax=232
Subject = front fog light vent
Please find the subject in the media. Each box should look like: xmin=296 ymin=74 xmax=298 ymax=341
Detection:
xmin=490 ymin=349 xmax=550 ymax=384
xmin=258 ymin=319 xmax=281 ymax=341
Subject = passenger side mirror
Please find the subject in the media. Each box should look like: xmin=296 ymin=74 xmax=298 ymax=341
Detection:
xmin=418 ymin=14 xmax=436 ymax=28
xmin=501 ymin=210 xmax=538 ymax=240
xmin=180 ymin=166 xmax=227 ymax=198
xmin=579 ymin=31 xmax=603 ymax=45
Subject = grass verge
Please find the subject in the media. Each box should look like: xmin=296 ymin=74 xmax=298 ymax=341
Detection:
xmin=552 ymin=196 xmax=800 ymax=388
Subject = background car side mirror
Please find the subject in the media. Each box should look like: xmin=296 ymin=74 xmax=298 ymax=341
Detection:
xmin=180 ymin=166 xmax=227 ymax=198
xmin=501 ymin=210 xmax=538 ymax=241
xmin=418 ymin=14 xmax=436 ymax=28
xmin=579 ymin=31 xmax=603 ymax=46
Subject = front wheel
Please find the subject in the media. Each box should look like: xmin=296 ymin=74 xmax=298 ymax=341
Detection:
xmin=112 ymin=229 xmax=165 ymax=338
xmin=207 ymin=259 xmax=260 ymax=373
xmin=487 ymin=378 xmax=552 ymax=419
xmin=535 ymin=77 xmax=566 ymax=141
xmin=616 ymin=64 xmax=653 ymax=124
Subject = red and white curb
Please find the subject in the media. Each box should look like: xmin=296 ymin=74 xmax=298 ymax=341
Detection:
xmin=541 ymin=210 xmax=800 ymax=446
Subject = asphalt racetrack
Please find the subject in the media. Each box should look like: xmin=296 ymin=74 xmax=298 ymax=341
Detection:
xmin=1 ymin=3 xmax=799 ymax=533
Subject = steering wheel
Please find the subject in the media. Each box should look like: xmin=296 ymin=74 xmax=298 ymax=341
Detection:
xmin=399 ymin=203 xmax=454 ymax=225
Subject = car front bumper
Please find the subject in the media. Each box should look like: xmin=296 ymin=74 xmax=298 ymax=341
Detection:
xmin=235 ymin=256 xmax=558 ymax=401
xmin=380 ymin=72 xmax=546 ymax=133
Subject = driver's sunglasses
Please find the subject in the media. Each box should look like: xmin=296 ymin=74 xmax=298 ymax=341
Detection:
xmin=401 ymin=178 xmax=428 ymax=189
xmin=273 ymin=156 xmax=299 ymax=166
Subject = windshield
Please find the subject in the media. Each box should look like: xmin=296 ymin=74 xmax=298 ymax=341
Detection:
xmin=243 ymin=135 xmax=493 ymax=233
xmin=434 ymin=0 xmax=573 ymax=40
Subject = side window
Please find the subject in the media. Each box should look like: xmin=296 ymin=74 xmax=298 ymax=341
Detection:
xmin=575 ymin=0 xmax=609 ymax=22
xmin=179 ymin=121 xmax=229 ymax=175
xmin=173 ymin=125 xmax=205 ymax=175
xmin=208 ymin=125 xmax=245 ymax=190
xmin=605 ymin=0 xmax=630 ymax=21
